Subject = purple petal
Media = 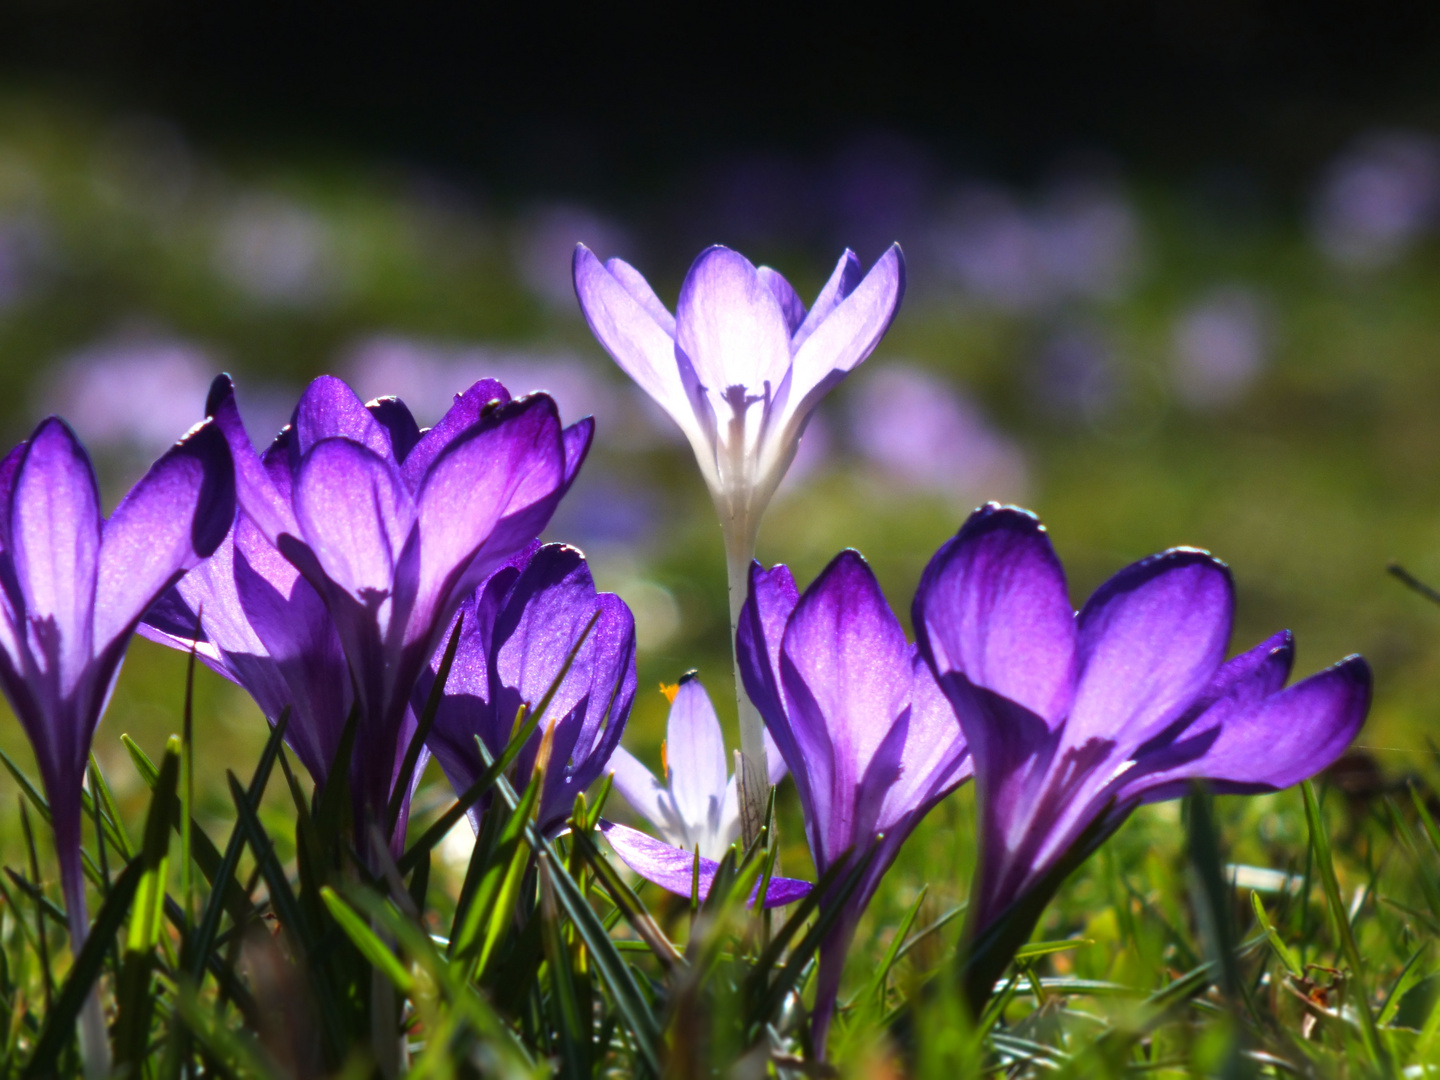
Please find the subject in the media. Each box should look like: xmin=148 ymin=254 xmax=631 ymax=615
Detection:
xmin=599 ymin=820 xmax=811 ymax=908
xmin=785 ymin=244 xmax=905 ymax=421
xmin=573 ymin=246 xmax=698 ymax=426
xmin=665 ymin=675 xmax=728 ymax=836
xmin=206 ymin=374 xmax=298 ymax=543
xmin=607 ymin=747 xmax=671 ymax=833
xmin=412 ymin=395 xmax=566 ymax=643
xmin=232 ymin=519 xmax=353 ymax=780
xmin=1128 ymin=652 xmax=1370 ymax=802
xmin=8 ymin=418 xmax=102 ymax=694
xmin=736 ymin=561 xmax=800 ymax=742
xmin=561 ymin=417 xmax=594 ymax=490
xmin=366 ymin=396 xmax=422 ymax=464
xmin=292 ymin=375 xmax=396 ymax=463
xmin=94 ymin=418 xmax=235 ymax=650
xmin=757 ymin=266 xmax=805 ymax=334
xmin=1068 ymin=549 xmax=1233 ymax=750
xmin=401 ymin=378 xmax=513 ymax=490
xmin=604 ymin=255 xmax=677 ymax=336
xmin=292 ymin=438 xmax=416 ymax=603
xmin=674 ymin=246 xmax=793 ymax=394
xmin=779 ymin=550 xmax=912 ymax=864
xmin=0 ymin=440 xmax=26 ymax=548
xmin=873 ymin=653 xmax=972 ymax=832
xmin=913 ymin=504 xmax=1076 ymax=726
xmin=792 ymin=249 xmax=863 ymax=352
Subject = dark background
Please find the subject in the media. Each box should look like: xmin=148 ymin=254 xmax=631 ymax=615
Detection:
xmin=3 ymin=2 xmax=1438 ymax=200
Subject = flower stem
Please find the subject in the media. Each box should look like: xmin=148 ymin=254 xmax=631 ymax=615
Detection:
xmin=60 ymin=852 xmax=110 ymax=1080
xmin=724 ymin=521 xmax=769 ymax=847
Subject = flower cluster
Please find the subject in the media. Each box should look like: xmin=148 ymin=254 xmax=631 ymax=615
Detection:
xmin=0 ymin=240 xmax=1373 ymax=1066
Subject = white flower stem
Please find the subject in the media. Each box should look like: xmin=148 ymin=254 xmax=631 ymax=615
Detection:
xmin=723 ymin=516 xmax=769 ymax=847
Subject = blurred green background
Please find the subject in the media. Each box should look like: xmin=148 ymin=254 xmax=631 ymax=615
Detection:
xmin=0 ymin=1 xmax=1438 ymax=972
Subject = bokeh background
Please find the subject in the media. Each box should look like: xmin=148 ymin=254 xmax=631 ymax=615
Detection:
xmin=0 ymin=2 xmax=1439 ymax=920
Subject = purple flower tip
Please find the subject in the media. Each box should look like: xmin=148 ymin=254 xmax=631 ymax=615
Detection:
xmin=598 ymin=820 xmax=812 ymax=908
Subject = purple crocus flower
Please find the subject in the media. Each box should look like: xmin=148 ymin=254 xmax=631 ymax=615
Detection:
xmin=207 ymin=373 xmax=593 ymax=849
xmin=599 ymin=672 xmax=809 ymax=909
xmin=414 ymin=542 xmax=635 ymax=836
xmin=912 ymin=503 xmax=1372 ymax=996
xmin=574 ymin=241 xmax=906 ymax=832
xmin=736 ymin=551 xmax=973 ymax=1051
xmin=0 ymin=418 xmax=234 ymax=951
xmin=140 ymin=511 xmax=352 ymax=787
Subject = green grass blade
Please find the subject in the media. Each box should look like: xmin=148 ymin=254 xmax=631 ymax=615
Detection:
xmin=386 ymin=614 xmax=465 ymax=835
xmin=1301 ymin=779 xmax=1385 ymax=1064
xmin=1250 ymin=890 xmax=1302 ymax=977
xmin=319 ymin=886 xmax=414 ymax=993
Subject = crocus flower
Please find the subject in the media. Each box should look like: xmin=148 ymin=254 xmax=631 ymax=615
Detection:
xmin=912 ymin=503 xmax=1372 ymax=1001
xmin=140 ymin=512 xmax=353 ymax=788
xmin=608 ymin=672 xmax=786 ymax=861
xmin=599 ymin=672 xmax=809 ymax=909
xmin=207 ymin=373 xmax=592 ymax=850
xmin=574 ymin=242 xmax=906 ymax=831
xmin=414 ymin=542 xmax=635 ymax=836
xmin=0 ymin=415 xmax=233 ymax=1074
xmin=736 ymin=551 xmax=973 ymax=1051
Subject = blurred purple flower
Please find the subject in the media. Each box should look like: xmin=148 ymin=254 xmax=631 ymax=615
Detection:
xmin=828 ymin=134 xmax=935 ymax=260
xmin=847 ymin=364 xmax=1027 ymax=502
xmin=140 ymin=513 xmax=353 ymax=789
xmin=0 ymin=417 xmax=233 ymax=954
xmin=934 ymin=175 xmax=1141 ymax=310
xmin=913 ymin=504 xmax=1371 ymax=955
xmin=1035 ymin=176 xmax=1142 ymax=301
xmin=737 ymin=552 xmax=972 ymax=1050
xmin=0 ymin=213 xmax=52 ymax=310
xmin=1171 ymin=287 xmax=1270 ymax=408
xmin=518 ymin=204 xmax=632 ymax=307
xmin=608 ymin=673 xmax=786 ymax=861
xmin=215 ymin=194 xmax=341 ymax=306
xmin=415 ymin=543 xmax=635 ymax=835
xmin=1031 ymin=322 xmax=1119 ymax=421
xmin=208 ymin=373 xmax=593 ymax=850
xmin=43 ymin=338 xmax=218 ymax=458
xmin=1312 ymin=131 xmax=1440 ymax=269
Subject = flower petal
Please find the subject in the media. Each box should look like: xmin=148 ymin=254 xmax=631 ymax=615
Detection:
xmin=791 ymin=249 xmax=863 ymax=352
xmin=366 ymin=396 xmax=422 ymax=465
xmin=604 ymin=255 xmax=677 ymax=335
xmin=757 ymin=266 xmax=805 ymax=334
xmin=665 ymin=674 xmax=729 ymax=840
xmin=562 ymin=417 xmax=595 ymax=490
xmin=736 ymin=561 xmax=800 ymax=739
xmin=914 ymin=504 xmax=1076 ymax=726
xmin=206 ymin=374 xmax=298 ymax=542
xmin=401 ymin=378 xmax=513 ymax=490
xmin=232 ymin=519 xmax=353 ymax=780
xmin=292 ymin=438 xmax=415 ymax=604
xmin=783 ymin=244 xmax=905 ymax=425
xmin=779 ymin=550 xmax=912 ymax=863
xmin=674 ymin=246 xmax=793 ymax=394
xmin=573 ymin=246 xmax=698 ymax=429
xmin=292 ymin=375 xmax=395 ymax=462
xmin=607 ymin=747 xmax=673 ymax=836
xmin=599 ymin=820 xmax=811 ymax=908
xmin=8 ymin=418 xmax=102 ymax=694
xmin=1128 ymin=651 xmax=1370 ymax=802
xmin=1068 ymin=549 xmax=1233 ymax=750
xmin=94 ymin=418 xmax=236 ymax=650
xmin=412 ymin=394 xmax=566 ymax=640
